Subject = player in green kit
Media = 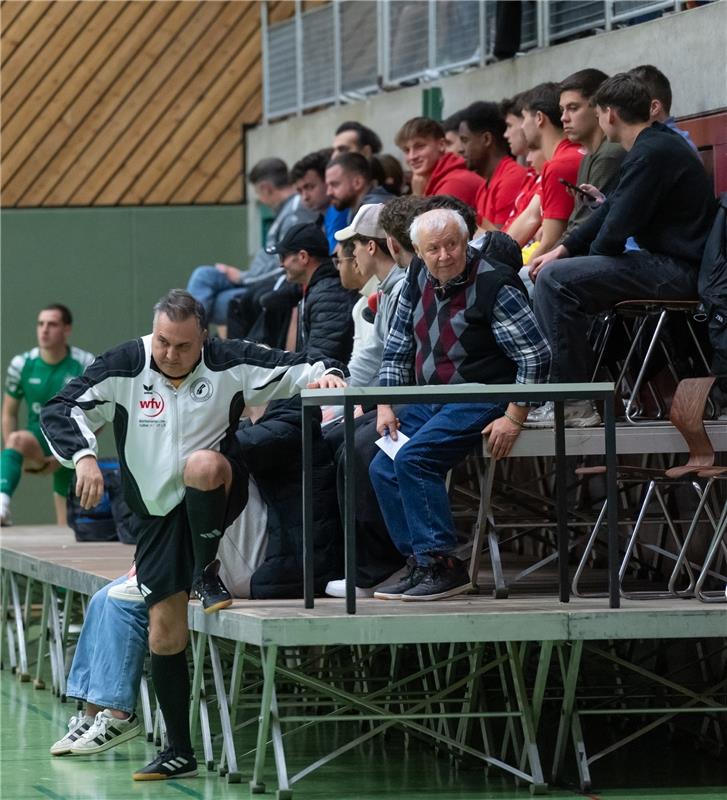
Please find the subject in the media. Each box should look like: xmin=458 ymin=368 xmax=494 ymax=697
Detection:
xmin=1 ymin=304 xmax=94 ymax=526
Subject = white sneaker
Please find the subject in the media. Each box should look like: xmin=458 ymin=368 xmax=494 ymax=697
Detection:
xmin=324 ymin=579 xmax=374 ymax=598
xmin=70 ymin=709 xmax=141 ymax=755
xmin=0 ymin=493 xmax=12 ymax=526
xmin=524 ymin=401 xmax=602 ymax=429
xmin=50 ymin=714 xmax=94 ymax=755
xmin=107 ymin=575 xmax=144 ymax=603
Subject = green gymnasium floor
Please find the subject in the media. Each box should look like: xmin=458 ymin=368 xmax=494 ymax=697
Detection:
xmin=2 ymin=669 xmax=725 ymax=800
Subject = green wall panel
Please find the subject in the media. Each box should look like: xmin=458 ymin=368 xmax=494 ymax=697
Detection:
xmin=1 ymin=205 xmax=247 ymax=525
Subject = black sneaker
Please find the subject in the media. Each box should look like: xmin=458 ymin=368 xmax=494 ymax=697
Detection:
xmin=133 ymin=748 xmax=197 ymax=781
xmin=401 ymin=555 xmax=471 ymax=601
xmin=191 ymin=559 xmax=232 ymax=614
xmin=373 ymin=560 xmax=427 ymax=600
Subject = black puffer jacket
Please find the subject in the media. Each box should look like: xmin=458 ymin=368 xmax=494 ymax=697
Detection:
xmin=236 ymin=399 xmax=342 ymax=599
xmin=297 ymin=260 xmax=359 ymax=364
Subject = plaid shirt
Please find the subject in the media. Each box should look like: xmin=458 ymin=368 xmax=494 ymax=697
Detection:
xmin=379 ymin=272 xmax=551 ymax=389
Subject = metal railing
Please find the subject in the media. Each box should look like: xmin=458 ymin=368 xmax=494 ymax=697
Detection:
xmin=262 ymin=0 xmax=690 ymax=122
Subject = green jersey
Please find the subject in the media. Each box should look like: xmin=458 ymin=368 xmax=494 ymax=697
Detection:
xmin=5 ymin=346 xmax=95 ymax=431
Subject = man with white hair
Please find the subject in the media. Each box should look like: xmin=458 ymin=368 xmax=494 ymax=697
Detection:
xmin=370 ymin=208 xmax=551 ymax=601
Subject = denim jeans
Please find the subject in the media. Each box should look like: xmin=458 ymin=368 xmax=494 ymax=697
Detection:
xmin=187 ymin=266 xmax=249 ymax=325
xmin=66 ymin=576 xmax=149 ymax=714
xmin=533 ymin=251 xmax=697 ymax=382
xmin=369 ymin=402 xmax=504 ymax=565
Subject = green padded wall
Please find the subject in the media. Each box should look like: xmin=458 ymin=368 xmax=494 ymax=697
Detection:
xmin=1 ymin=205 xmax=247 ymax=525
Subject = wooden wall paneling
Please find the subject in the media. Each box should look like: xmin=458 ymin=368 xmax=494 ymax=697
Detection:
xmin=0 ymin=0 xmax=49 ymax=63
xmin=3 ymin=2 xmax=159 ymax=206
xmin=1 ymin=2 xmax=125 ymax=170
xmin=190 ymin=135 xmax=245 ymax=205
xmin=270 ymin=1 xmax=297 ymax=21
xmin=29 ymin=2 xmax=200 ymax=207
xmin=89 ymin=0 xmax=254 ymax=206
xmin=163 ymin=76 xmax=262 ymax=205
xmin=1 ymin=1 xmax=108 ymax=142
xmin=43 ymin=1 xmax=226 ymax=207
xmin=142 ymin=34 xmax=263 ymax=204
xmin=0 ymin=1 xmax=29 ymax=34
xmin=1 ymin=0 xmax=77 ymax=96
xmin=102 ymin=3 xmax=259 ymax=205
xmin=191 ymin=101 xmax=260 ymax=205
xmin=125 ymin=4 xmax=260 ymax=204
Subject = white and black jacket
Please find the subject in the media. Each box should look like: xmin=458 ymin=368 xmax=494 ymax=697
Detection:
xmin=40 ymin=335 xmax=344 ymax=518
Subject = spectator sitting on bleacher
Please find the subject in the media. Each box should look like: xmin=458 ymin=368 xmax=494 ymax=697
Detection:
xmin=186 ymin=158 xmax=315 ymax=338
xmin=334 ymin=236 xmax=379 ymax=358
xmin=629 ymin=64 xmax=698 ymax=152
xmin=49 ymin=481 xmax=269 ymax=759
xmin=49 ymin=569 xmax=145 ymax=757
xmin=442 ymin=110 xmax=465 ymax=154
xmin=395 ymin=117 xmax=484 ymax=207
xmin=268 ymin=223 xmax=360 ymax=365
xmin=500 ymin=93 xmax=541 ymax=235
xmin=558 ymin=69 xmax=625 ymax=237
xmin=1 ymin=304 xmax=93 ymax=527
xmin=323 ymin=197 xmax=423 ymax=598
xmin=526 ymin=73 xmax=716 ymax=429
xmin=290 ymin=148 xmax=347 ymax=253
xmin=458 ymin=101 xmax=527 ymax=232
xmin=370 ymin=208 xmax=551 ymax=601
xmin=332 ymin=120 xmax=383 ymax=159
xmin=326 ymin=152 xmax=393 ymax=225
xmin=372 ymin=153 xmax=405 ymax=197
xmin=520 ymin=82 xmax=584 ymax=263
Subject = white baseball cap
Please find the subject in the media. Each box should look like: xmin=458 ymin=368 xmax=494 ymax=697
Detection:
xmin=334 ymin=203 xmax=386 ymax=242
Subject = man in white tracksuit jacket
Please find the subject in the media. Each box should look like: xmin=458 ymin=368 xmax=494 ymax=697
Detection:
xmin=41 ymin=289 xmax=345 ymax=781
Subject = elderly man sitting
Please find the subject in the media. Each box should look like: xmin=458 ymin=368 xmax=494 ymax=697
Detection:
xmin=369 ymin=209 xmax=551 ymax=601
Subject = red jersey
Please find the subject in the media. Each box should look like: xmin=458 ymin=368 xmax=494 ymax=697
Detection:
xmin=475 ymin=156 xmax=528 ymax=227
xmin=540 ymin=138 xmax=584 ymax=220
xmin=502 ymin=170 xmax=539 ymax=233
xmin=424 ymin=152 xmax=484 ymax=209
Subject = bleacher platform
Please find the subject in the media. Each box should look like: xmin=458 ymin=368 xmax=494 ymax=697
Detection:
xmin=2 ymin=526 xmax=725 ymax=796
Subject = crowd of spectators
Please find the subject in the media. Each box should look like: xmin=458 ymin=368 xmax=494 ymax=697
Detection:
xmin=7 ymin=62 xmax=720 ymax=777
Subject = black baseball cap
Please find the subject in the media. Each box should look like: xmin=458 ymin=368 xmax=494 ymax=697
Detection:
xmin=266 ymin=223 xmax=329 ymax=258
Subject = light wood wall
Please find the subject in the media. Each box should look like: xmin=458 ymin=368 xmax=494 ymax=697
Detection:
xmin=0 ymin=0 xmax=298 ymax=208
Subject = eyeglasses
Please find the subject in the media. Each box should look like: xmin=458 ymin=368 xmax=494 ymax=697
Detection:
xmin=331 ymin=256 xmax=355 ymax=268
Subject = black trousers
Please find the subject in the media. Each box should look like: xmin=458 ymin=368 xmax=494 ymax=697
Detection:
xmin=323 ymin=409 xmax=406 ymax=587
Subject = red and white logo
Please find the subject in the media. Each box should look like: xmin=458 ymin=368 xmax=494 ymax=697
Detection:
xmin=139 ymin=386 xmax=165 ymax=418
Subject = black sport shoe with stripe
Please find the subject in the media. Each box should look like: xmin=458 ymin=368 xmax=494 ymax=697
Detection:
xmin=132 ymin=748 xmax=198 ymax=781
xmin=191 ymin=558 xmax=232 ymax=613
xmin=69 ymin=709 xmax=140 ymax=755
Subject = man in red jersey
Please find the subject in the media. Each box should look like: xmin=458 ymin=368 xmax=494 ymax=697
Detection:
xmin=458 ymin=100 xmax=527 ymax=231
xmin=520 ymin=82 xmax=584 ymax=262
xmin=395 ymin=117 xmax=483 ymax=207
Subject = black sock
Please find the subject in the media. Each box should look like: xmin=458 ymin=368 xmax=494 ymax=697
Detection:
xmin=151 ymin=650 xmax=192 ymax=755
xmin=185 ymin=485 xmax=227 ymax=580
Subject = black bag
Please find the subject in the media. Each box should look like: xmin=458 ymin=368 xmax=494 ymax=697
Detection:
xmin=697 ymin=192 xmax=727 ymax=394
xmin=66 ymin=459 xmax=136 ymax=543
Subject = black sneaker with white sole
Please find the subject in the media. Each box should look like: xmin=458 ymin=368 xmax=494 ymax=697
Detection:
xmin=401 ymin=555 xmax=471 ymax=601
xmin=373 ymin=560 xmax=427 ymax=600
xmin=191 ymin=558 xmax=232 ymax=614
xmin=132 ymin=748 xmax=198 ymax=781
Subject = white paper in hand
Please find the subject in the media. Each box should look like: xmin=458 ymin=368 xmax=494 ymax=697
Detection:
xmin=374 ymin=431 xmax=410 ymax=460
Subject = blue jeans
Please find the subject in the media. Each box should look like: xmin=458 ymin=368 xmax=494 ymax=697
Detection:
xmin=369 ymin=402 xmax=504 ymax=565
xmin=66 ymin=576 xmax=149 ymax=714
xmin=187 ymin=266 xmax=248 ymax=325
xmin=533 ymin=251 xmax=697 ymax=382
